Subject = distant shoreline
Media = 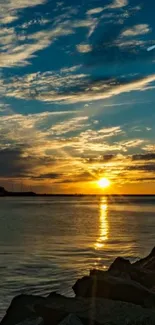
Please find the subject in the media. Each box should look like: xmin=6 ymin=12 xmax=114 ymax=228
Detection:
xmin=1 ymin=193 xmax=155 ymax=197
xmin=1 ymin=186 xmax=155 ymax=197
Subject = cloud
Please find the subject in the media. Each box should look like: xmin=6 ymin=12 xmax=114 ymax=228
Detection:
xmin=0 ymin=109 xmax=155 ymax=187
xmin=0 ymin=103 xmax=12 ymax=113
xmin=2 ymin=71 xmax=155 ymax=105
xmin=87 ymin=14 xmax=154 ymax=67
xmin=0 ymin=0 xmax=46 ymax=26
xmin=60 ymin=65 xmax=82 ymax=73
xmin=109 ymin=0 xmax=128 ymax=9
xmin=122 ymin=24 xmax=151 ymax=37
xmin=0 ymin=3 xmax=99 ymax=68
xmin=87 ymin=8 xmax=104 ymax=15
xmin=143 ymin=145 xmax=155 ymax=152
xmin=0 ymin=147 xmax=33 ymax=178
xmin=87 ymin=0 xmax=128 ymax=16
xmin=76 ymin=44 xmax=92 ymax=53
xmin=0 ymin=25 xmax=74 ymax=68
xmin=132 ymin=153 xmax=155 ymax=161
xmin=128 ymin=163 xmax=155 ymax=172
xmin=50 ymin=116 xmax=89 ymax=135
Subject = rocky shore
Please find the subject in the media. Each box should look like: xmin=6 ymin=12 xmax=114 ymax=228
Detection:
xmin=2 ymin=248 xmax=155 ymax=325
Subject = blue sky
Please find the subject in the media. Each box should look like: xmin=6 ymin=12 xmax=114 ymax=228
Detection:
xmin=0 ymin=0 xmax=155 ymax=193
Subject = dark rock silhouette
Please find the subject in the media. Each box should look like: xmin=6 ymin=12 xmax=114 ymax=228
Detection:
xmin=2 ymin=248 xmax=155 ymax=325
xmin=73 ymin=272 xmax=155 ymax=307
xmin=134 ymin=247 xmax=155 ymax=270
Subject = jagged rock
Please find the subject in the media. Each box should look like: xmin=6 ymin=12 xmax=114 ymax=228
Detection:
xmin=3 ymin=248 xmax=155 ymax=325
xmin=73 ymin=273 xmax=155 ymax=308
xmin=107 ymin=257 xmax=155 ymax=289
xmin=15 ymin=318 xmax=43 ymax=325
xmin=34 ymin=304 xmax=100 ymax=325
xmin=2 ymin=292 xmax=155 ymax=325
xmin=0 ymin=295 xmax=45 ymax=325
xmin=58 ymin=315 xmax=85 ymax=325
xmin=25 ymin=294 xmax=155 ymax=325
xmin=134 ymin=247 xmax=155 ymax=270
xmin=34 ymin=304 xmax=68 ymax=325
xmin=108 ymin=257 xmax=131 ymax=274
xmin=73 ymin=276 xmax=91 ymax=297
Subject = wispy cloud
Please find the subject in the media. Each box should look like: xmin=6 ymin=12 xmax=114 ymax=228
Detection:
xmin=122 ymin=24 xmax=151 ymax=37
xmin=2 ymin=71 xmax=155 ymax=105
xmin=109 ymin=0 xmax=128 ymax=9
xmin=0 ymin=0 xmax=46 ymax=25
xmin=86 ymin=8 xmax=104 ymax=15
xmin=0 ymin=25 xmax=74 ymax=68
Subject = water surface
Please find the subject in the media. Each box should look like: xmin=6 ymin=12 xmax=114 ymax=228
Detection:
xmin=0 ymin=196 xmax=155 ymax=317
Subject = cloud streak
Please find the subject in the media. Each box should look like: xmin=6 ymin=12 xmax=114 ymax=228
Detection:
xmin=2 ymin=71 xmax=155 ymax=104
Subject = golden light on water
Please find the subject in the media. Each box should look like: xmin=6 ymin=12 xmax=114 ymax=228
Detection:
xmin=95 ymin=197 xmax=109 ymax=249
xmin=97 ymin=178 xmax=111 ymax=189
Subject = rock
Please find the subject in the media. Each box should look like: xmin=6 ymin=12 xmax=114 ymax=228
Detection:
xmin=108 ymin=257 xmax=131 ymax=274
xmin=34 ymin=304 xmax=100 ymax=325
xmin=73 ymin=273 xmax=155 ymax=308
xmin=3 ymin=248 xmax=155 ymax=325
xmin=15 ymin=318 xmax=43 ymax=325
xmin=0 ymin=295 xmax=45 ymax=325
xmin=34 ymin=304 xmax=68 ymax=325
xmin=25 ymin=294 xmax=155 ymax=325
xmin=2 ymin=292 xmax=155 ymax=325
xmin=134 ymin=247 xmax=155 ymax=270
xmin=107 ymin=257 xmax=155 ymax=290
xmin=58 ymin=314 xmax=85 ymax=325
xmin=73 ymin=277 xmax=91 ymax=298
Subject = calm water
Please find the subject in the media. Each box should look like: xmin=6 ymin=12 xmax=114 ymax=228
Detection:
xmin=0 ymin=196 xmax=155 ymax=318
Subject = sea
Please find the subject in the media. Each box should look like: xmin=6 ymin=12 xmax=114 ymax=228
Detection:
xmin=0 ymin=196 xmax=155 ymax=318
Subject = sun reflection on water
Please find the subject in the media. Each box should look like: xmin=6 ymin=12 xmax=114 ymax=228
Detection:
xmin=95 ymin=197 xmax=109 ymax=250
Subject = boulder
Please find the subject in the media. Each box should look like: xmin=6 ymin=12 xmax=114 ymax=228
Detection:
xmin=34 ymin=304 xmax=68 ymax=325
xmin=107 ymin=257 xmax=155 ymax=289
xmin=134 ymin=247 xmax=155 ymax=270
xmin=0 ymin=295 xmax=45 ymax=325
xmin=34 ymin=304 xmax=100 ymax=325
xmin=17 ymin=294 xmax=155 ymax=325
xmin=73 ymin=273 xmax=155 ymax=308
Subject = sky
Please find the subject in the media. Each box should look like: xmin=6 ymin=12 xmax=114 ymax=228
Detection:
xmin=0 ymin=0 xmax=155 ymax=194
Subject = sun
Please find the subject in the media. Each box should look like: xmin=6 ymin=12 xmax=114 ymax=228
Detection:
xmin=97 ymin=178 xmax=111 ymax=189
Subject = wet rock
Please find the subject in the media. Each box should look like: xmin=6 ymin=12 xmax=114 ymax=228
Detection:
xmin=73 ymin=273 xmax=155 ymax=307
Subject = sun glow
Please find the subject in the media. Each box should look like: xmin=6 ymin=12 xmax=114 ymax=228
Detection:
xmin=97 ymin=177 xmax=111 ymax=188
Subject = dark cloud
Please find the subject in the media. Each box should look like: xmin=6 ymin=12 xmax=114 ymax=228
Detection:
xmin=128 ymin=163 xmax=155 ymax=172
xmin=32 ymin=173 xmax=63 ymax=180
xmin=0 ymin=148 xmax=27 ymax=178
xmin=0 ymin=148 xmax=58 ymax=179
xmin=84 ymin=154 xmax=116 ymax=164
xmin=132 ymin=153 xmax=155 ymax=161
xmin=59 ymin=171 xmax=95 ymax=183
xmin=135 ymin=177 xmax=155 ymax=181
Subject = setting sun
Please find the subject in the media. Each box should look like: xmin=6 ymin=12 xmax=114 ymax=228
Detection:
xmin=97 ymin=178 xmax=111 ymax=189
